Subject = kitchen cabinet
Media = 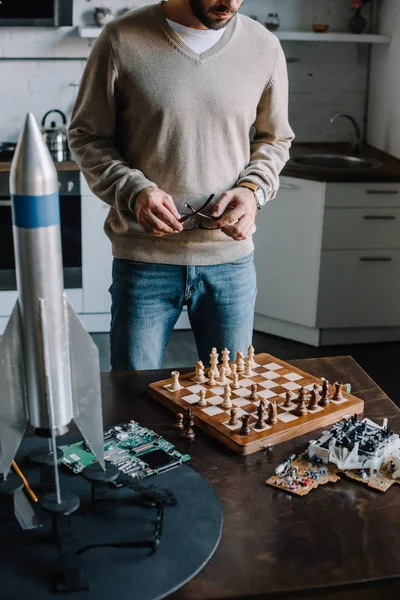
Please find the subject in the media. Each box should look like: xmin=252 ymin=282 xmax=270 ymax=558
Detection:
xmin=254 ymin=176 xmax=400 ymax=345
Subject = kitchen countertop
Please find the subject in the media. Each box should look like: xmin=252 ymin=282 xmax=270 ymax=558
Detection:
xmin=1 ymin=144 xmax=399 ymax=182
xmin=0 ymin=160 xmax=79 ymax=173
xmin=284 ymin=142 xmax=400 ymax=182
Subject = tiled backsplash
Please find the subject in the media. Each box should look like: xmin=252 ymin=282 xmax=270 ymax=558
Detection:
xmin=0 ymin=0 xmax=370 ymax=145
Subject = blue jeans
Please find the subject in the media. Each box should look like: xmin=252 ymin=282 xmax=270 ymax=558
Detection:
xmin=109 ymin=253 xmax=257 ymax=371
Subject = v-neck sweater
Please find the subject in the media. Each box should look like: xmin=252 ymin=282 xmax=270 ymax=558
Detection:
xmin=165 ymin=17 xmax=224 ymax=53
xmin=68 ymin=3 xmax=295 ymax=266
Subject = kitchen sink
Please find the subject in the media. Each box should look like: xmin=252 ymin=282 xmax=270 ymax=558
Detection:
xmin=290 ymin=153 xmax=382 ymax=170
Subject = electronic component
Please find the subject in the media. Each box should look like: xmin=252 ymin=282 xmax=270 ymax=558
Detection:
xmin=60 ymin=420 xmax=190 ymax=480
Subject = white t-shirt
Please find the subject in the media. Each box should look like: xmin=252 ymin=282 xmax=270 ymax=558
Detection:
xmin=166 ymin=18 xmax=225 ymax=53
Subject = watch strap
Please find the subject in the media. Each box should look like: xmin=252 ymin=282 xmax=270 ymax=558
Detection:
xmin=238 ymin=181 xmax=259 ymax=192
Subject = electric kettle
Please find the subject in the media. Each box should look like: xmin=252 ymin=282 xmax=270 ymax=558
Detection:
xmin=41 ymin=109 xmax=70 ymax=162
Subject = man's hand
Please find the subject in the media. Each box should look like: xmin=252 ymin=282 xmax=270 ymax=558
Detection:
xmin=135 ymin=186 xmax=183 ymax=236
xmin=211 ymin=187 xmax=257 ymax=241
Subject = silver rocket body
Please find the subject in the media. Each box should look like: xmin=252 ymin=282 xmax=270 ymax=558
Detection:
xmin=0 ymin=113 xmax=105 ymax=478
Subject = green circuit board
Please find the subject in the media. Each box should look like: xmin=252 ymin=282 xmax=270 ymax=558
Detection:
xmin=60 ymin=420 xmax=190 ymax=480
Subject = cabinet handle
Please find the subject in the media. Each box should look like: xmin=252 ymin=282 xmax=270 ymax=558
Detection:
xmin=280 ymin=184 xmax=298 ymax=190
xmin=366 ymin=190 xmax=399 ymax=195
xmin=0 ymin=199 xmax=11 ymax=207
xmin=363 ymin=215 xmax=396 ymax=220
xmin=360 ymin=257 xmax=392 ymax=262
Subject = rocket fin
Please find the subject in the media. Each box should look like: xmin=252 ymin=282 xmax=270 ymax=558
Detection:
xmin=65 ymin=296 xmax=105 ymax=469
xmin=0 ymin=302 xmax=27 ymax=477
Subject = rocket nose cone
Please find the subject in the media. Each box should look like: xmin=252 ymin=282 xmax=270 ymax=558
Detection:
xmin=10 ymin=112 xmax=58 ymax=197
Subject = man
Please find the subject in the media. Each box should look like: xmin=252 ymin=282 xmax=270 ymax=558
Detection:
xmin=68 ymin=0 xmax=294 ymax=371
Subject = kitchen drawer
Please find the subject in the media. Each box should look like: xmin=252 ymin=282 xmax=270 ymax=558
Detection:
xmin=317 ymin=250 xmax=400 ymax=328
xmin=325 ymin=183 xmax=400 ymax=208
xmin=322 ymin=207 xmax=400 ymax=250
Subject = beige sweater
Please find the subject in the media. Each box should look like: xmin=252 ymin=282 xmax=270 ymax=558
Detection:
xmin=68 ymin=3 xmax=294 ymax=265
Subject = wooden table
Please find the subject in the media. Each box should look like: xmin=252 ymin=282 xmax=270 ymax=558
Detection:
xmin=101 ymin=356 xmax=400 ymax=599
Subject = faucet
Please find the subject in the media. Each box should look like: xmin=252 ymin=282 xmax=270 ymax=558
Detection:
xmin=330 ymin=112 xmax=363 ymax=155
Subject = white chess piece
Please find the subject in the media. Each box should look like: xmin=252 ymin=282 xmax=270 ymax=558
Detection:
xmin=221 ymin=347 xmax=231 ymax=376
xmin=209 ymin=347 xmax=219 ymax=378
xmin=231 ymin=371 xmax=240 ymax=389
xmin=169 ymin=371 xmax=181 ymax=391
xmin=244 ymin=357 xmax=253 ymax=378
xmin=198 ymin=389 xmax=207 ymax=407
xmin=208 ymin=371 xmax=217 ymax=387
xmin=247 ymin=344 xmax=256 ymax=368
xmin=218 ymin=366 xmax=229 ymax=385
xmin=236 ymin=351 xmax=245 ymax=372
xmin=193 ymin=360 xmax=207 ymax=383
xmin=221 ymin=384 xmax=232 ymax=409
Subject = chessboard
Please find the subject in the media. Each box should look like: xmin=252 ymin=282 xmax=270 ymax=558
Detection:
xmin=148 ymin=352 xmax=365 ymax=455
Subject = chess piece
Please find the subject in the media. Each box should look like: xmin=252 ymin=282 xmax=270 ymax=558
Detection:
xmin=247 ymin=383 xmax=258 ymax=401
xmin=267 ymin=402 xmax=278 ymax=425
xmin=208 ymin=371 xmax=217 ymax=387
xmin=183 ymin=408 xmax=195 ymax=442
xmin=175 ymin=413 xmax=184 ymax=430
xmin=169 ymin=371 xmax=181 ymax=392
xmin=319 ymin=378 xmax=330 ymax=407
xmin=209 ymin=347 xmax=219 ymax=378
xmin=283 ymin=391 xmax=296 ymax=410
xmin=247 ymin=344 xmax=256 ymax=368
xmin=255 ymin=403 xmax=266 ymax=429
xmin=308 ymin=388 xmax=319 ymax=411
xmin=236 ymin=351 xmax=245 ymax=372
xmin=193 ymin=360 xmax=207 ymax=383
xmin=296 ymin=388 xmax=308 ymax=416
xmin=218 ymin=366 xmax=229 ymax=385
xmin=221 ymin=384 xmax=232 ymax=409
xmin=240 ymin=414 xmax=251 ymax=436
xmin=230 ymin=363 xmax=237 ymax=378
xmin=229 ymin=408 xmax=239 ymax=426
xmin=244 ymin=357 xmax=254 ymax=378
xmin=221 ymin=347 xmax=232 ymax=376
xmin=198 ymin=389 xmax=207 ymax=407
xmin=333 ymin=382 xmax=344 ymax=401
xmin=231 ymin=371 xmax=240 ymax=389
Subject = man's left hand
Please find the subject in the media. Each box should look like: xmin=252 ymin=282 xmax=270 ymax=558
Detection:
xmin=211 ymin=187 xmax=257 ymax=241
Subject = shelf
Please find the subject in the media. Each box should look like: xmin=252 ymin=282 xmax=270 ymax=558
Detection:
xmin=275 ymin=31 xmax=390 ymax=43
xmin=78 ymin=26 xmax=390 ymax=44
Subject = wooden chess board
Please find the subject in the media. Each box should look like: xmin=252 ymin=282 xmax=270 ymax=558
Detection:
xmin=148 ymin=353 xmax=365 ymax=455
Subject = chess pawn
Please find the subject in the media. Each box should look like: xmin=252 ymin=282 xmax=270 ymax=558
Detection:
xmin=236 ymin=351 xmax=245 ymax=372
xmin=296 ymin=388 xmax=308 ymax=416
xmin=222 ymin=384 xmax=232 ymax=409
xmin=267 ymin=402 xmax=278 ymax=425
xmin=198 ymin=389 xmax=207 ymax=407
xmin=221 ymin=347 xmax=232 ymax=376
xmin=169 ymin=371 xmax=181 ymax=392
xmin=230 ymin=363 xmax=237 ymax=378
xmin=283 ymin=391 xmax=296 ymax=410
xmin=319 ymin=378 xmax=330 ymax=407
xmin=240 ymin=414 xmax=251 ymax=436
xmin=247 ymin=344 xmax=256 ymax=368
xmin=175 ymin=413 xmax=184 ymax=430
xmin=229 ymin=408 xmax=239 ymax=426
xmin=231 ymin=371 xmax=240 ymax=389
xmin=333 ymin=382 xmax=344 ymax=401
xmin=244 ymin=357 xmax=254 ymax=378
xmin=193 ymin=360 xmax=207 ymax=383
xmin=308 ymin=388 xmax=319 ymax=411
xmin=219 ymin=366 xmax=229 ymax=385
xmin=255 ymin=403 xmax=267 ymax=429
xmin=208 ymin=371 xmax=217 ymax=387
xmin=247 ymin=383 xmax=258 ymax=401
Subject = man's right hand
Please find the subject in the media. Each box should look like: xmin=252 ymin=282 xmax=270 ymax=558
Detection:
xmin=135 ymin=186 xmax=183 ymax=236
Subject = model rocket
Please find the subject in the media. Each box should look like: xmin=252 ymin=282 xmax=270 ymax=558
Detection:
xmin=0 ymin=113 xmax=105 ymax=488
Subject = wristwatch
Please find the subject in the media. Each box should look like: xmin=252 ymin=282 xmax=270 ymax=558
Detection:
xmin=238 ymin=181 xmax=266 ymax=210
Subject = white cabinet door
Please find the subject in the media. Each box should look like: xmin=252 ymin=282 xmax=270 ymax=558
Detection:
xmin=254 ymin=177 xmax=326 ymax=328
xmin=81 ymin=190 xmax=113 ymax=314
xmin=317 ymin=249 xmax=400 ymax=328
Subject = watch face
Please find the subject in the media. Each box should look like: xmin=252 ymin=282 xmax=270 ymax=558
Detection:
xmin=255 ymin=187 xmax=265 ymax=208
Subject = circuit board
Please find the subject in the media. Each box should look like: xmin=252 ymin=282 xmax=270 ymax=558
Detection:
xmin=149 ymin=353 xmax=364 ymax=455
xmin=60 ymin=420 xmax=190 ymax=480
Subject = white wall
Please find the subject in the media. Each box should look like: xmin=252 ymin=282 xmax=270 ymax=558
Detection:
xmin=0 ymin=0 xmax=371 ymax=145
xmin=368 ymin=0 xmax=400 ymax=159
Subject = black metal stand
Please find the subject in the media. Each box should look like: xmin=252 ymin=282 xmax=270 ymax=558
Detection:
xmin=82 ymin=463 xmax=119 ymax=509
xmin=29 ymin=446 xmax=63 ymax=495
xmin=41 ymin=492 xmax=88 ymax=593
xmin=0 ymin=473 xmax=23 ymax=522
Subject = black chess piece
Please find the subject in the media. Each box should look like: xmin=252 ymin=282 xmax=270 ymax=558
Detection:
xmin=175 ymin=413 xmax=184 ymax=430
xmin=229 ymin=408 xmax=239 ymax=426
xmin=240 ymin=414 xmax=251 ymax=436
xmin=183 ymin=408 xmax=195 ymax=441
xmin=319 ymin=379 xmax=330 ymax=407
xmin=254 ymin=404 xmax=266 ymax=429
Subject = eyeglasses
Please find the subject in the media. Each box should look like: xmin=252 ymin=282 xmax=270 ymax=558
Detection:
xmin=179 ymin=194 xmax=220 ymax=231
